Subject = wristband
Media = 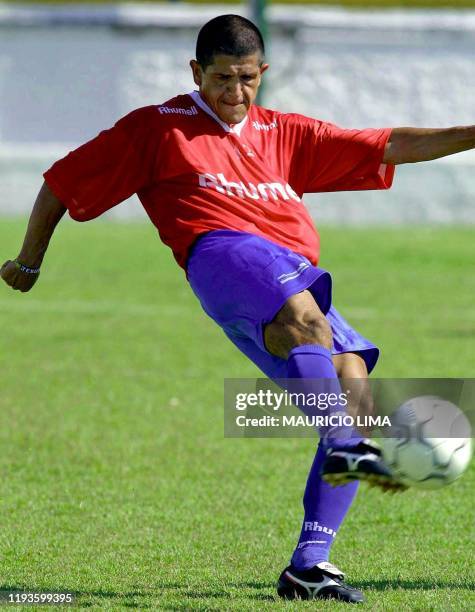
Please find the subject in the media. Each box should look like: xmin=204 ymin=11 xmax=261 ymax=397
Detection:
xmin=14 ymin=260 xmax=41 ymax=275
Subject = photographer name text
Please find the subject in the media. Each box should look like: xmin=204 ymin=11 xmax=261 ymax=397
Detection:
xmin=234 ymin=391 xmax=391 ymax=428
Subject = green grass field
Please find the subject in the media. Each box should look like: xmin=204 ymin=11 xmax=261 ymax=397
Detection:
xmin=1 ymin=218 xmax=474 ymax=610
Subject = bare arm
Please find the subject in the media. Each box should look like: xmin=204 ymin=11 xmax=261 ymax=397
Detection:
xmin=1 ymin=181 xmax=66 ymax=292
xmin=383 ymin=126 xmax=475 ymax=165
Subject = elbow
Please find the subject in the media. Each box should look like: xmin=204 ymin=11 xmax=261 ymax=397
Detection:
xmin=383 ymin=142 xmax=415 ymax=165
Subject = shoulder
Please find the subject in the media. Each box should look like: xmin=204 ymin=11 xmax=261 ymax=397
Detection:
xmin=156 ymin=94 xmax=200 ymax=119
xmin=250 ymin=105 xmax=331 ymax=135
xmin=116 ymin=94 xmax=198 ymax=131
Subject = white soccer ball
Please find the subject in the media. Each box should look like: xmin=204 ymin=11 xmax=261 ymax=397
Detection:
xmin=380 ymin=395 xmax=473 ymax=490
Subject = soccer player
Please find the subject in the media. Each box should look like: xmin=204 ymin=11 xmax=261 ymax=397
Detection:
xmin=2 ymin=14 xmax=474 ymax=604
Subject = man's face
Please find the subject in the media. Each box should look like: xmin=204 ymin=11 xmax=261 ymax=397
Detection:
xmin=190 ymin=53 xmax=269 ymax=125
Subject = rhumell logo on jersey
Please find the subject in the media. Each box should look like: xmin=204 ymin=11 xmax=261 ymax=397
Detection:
xmin=198 ymin=172 xmax=300 ymax=203
xmin=158 ymin=105 xmax=198 ymax=116
xmin=252 ymin=119 xmax=278 ymax=131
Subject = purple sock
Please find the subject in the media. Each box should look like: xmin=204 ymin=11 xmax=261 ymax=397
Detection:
xmin=286 ymin=344 xmax=363 ymax=449
xmin=286 ymin=344 xmax=361 ymax=569
xmin=291 ymin=443 xmax=359 ymax=569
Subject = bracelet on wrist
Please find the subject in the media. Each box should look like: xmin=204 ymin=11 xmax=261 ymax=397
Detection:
xmin=14 ymin=260 xmax=41 ymax=275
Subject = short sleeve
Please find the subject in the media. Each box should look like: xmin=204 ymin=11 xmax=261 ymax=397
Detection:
xmin=43 ymin=106 xmax=161 ymax=221
xmin=286 ymin=116 xmax=395 ymax=195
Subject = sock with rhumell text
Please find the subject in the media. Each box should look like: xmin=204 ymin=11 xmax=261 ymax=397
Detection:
xmin=290 ymin=442 xmax=359 ymax=569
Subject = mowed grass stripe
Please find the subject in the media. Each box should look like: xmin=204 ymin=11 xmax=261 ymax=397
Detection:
xmin=0 ymin=218 xmax=474 ymax=610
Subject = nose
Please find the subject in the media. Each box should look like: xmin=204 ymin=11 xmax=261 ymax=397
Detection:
xmin=226 ymin=79 xmax=243 ymax=101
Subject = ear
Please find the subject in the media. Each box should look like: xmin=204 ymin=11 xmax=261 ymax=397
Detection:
xmin=190 ymin=60 xmax=203 ymax=87
xmin=259 ymin=63 xmax=270 ymax=76
xmin=256 ymin=63 xmax=269 ymax=87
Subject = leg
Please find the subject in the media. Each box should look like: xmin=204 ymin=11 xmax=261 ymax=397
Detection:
xmin=264 ymin=289 xmax=333 ymax=356
xmin=333 ymin=351 xmax=369 ymax=378
xmin=290 ymin=353 xmax=366 ymax=572
xmin=264 ymin=295 xmax=363 ymax=582
xmin=264 ymin=295 xmax=401 ymax=489
xmin=223 ymin=319 xmax=383 ymax=603
xmin=334 ymin=352 xmax=375 ymax=438
xmin=265 ymin=290 xmax=364 ymax=448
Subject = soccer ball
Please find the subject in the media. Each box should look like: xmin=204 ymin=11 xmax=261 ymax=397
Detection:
xmin=379 ymin=396 xmax=472 ymax=490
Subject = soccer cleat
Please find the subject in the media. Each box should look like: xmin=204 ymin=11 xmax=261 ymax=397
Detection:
xmin=321 ymin=439 xmax=407 ymax=492
xmin=277 ymin=561 xmax=364 ymax=603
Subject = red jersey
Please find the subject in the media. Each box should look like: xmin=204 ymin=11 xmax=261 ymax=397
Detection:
xmin=44 ymin=92 xmax=394 ymax=269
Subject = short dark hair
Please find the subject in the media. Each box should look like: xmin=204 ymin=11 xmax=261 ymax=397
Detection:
xmin=196 ymin=14 xmax=265 ymax=70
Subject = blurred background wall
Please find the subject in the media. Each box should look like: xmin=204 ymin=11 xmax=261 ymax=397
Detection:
xmin=0 ymin=2 xmax=474 ymax=224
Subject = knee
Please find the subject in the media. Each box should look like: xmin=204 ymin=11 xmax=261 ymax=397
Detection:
xmin=264 ymin=291 xmax=333 ymax=358
xmin=297 ymin=311 xmax=333 ymax=349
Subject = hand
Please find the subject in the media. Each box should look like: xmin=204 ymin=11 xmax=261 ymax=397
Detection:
xmin=0 ymin=260 xmax=40 ymax=292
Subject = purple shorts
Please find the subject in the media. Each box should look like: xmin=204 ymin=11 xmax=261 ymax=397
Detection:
xmin=187 ymin=230 xmax=379 ymax=377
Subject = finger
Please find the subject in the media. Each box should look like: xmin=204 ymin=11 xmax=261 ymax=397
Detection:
xmin=1 ymin=264 xmax=20 ymax=286
xmin=18 ymin=273 xmax=40 ymax=292
xmin=19 ymin=280 xmax=37 ymax=292
xmin=2 ymin=263 xmax=25 ymax=288
xmin=1 ymin=267 xmax=16 ymax=285
xmin=0 ymin=260 xmax=12 ymax=276
xmin=1 ymin=261 xmax=40 ymax=291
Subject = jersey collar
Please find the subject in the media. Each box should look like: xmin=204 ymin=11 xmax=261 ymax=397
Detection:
xmin=189 ymin=90 xmax=248 ymax=137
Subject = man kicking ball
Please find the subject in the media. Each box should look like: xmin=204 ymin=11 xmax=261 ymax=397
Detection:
xmin=2 ymin=14 xmax=475 ymax=604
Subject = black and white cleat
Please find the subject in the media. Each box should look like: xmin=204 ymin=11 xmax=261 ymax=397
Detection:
xmin=321 ymin=439 xmax=407 ymax=492
xmin=277 ymin=561 xmax=364 ymax=603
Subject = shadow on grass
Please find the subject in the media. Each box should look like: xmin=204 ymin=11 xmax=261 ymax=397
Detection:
xmin=356 ymin=578 xmax=475 ymax=591
xmin=3 ymin=577 xmax=473 ymax=605
xmin=0 ymin=582 xmax=275 ymax=607
xmin=0 ymin=586 xmax=151 ymax=608
xmin=4 ymin=578 xmax=473 ymax=609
